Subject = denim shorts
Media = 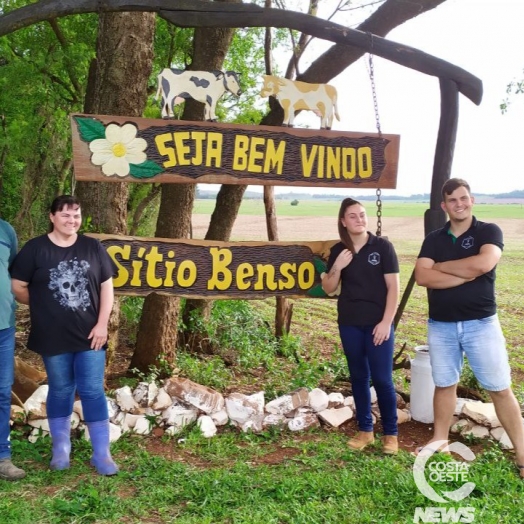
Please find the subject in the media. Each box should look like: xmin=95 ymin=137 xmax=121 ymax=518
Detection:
xmin=427 ymin=314 xmax=511 ymax=391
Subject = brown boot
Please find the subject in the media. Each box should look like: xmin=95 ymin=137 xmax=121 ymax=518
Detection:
xmin=382 ymin=435 xmax=398 ymax=455
xmin=347 ymin=431 xmax=374 ymax=450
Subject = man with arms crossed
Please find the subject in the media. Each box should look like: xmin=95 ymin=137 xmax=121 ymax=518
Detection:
xmin=415 ymin=178 xmax=524 ymax=476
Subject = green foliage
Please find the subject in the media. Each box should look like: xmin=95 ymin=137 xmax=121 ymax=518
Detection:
xmin=500 ymin=68 xmax=524 ymax=113
xmin=290 ymin=199 xmax=299 ymax=206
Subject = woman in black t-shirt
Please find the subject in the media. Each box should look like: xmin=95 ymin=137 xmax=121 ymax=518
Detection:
xmin=11 ymin=195 xmax=119 ymax=476
xmin=323 ymin=198 xmax=400 ymax=454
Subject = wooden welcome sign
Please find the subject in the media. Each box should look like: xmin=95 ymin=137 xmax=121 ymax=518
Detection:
xmin=72 ymin=114 xmax=399 ymax=188
xmin=90 ymin=234 xmax=339 ymax=299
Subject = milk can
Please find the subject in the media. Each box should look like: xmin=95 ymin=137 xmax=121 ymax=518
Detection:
xmin=410 ymin=345 xmax=435 ymax=423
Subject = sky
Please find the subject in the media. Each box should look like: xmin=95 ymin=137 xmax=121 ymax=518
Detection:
xmin=220 ymin=0 xmax=524 ymax=198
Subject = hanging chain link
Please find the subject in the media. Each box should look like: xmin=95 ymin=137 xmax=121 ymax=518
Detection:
xmin=367 ymin=32 xmax=382 ymax=237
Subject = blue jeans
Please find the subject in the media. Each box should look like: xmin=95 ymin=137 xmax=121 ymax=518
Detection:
xmin=0 ymin=326 xmax=15 ymax=459
xmin=43 ymin=350 xmax=108 ymax=422
xmin=339 ymin=325 xmax=398 ymax=435
xmin=427 ymin=314 xmax=511 ymax=391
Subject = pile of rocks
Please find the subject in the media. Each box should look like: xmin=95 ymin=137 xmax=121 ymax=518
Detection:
xmin=10 ymin=376 xmax=517 ymax=450
xmin=450 ymin=398 xmax=516 ymax=449
xmin=11 ymin=376 xmax=411 ymax=442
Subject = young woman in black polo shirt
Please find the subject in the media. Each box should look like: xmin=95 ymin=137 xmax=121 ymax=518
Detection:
xmin=323 ymin=198 xmax=400 ymax=454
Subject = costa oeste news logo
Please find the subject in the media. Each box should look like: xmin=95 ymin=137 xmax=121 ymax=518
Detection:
xmin=412 ymin=440 xmax=476 ymax=523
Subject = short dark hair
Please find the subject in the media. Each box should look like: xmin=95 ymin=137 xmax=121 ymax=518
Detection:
xmin=48 ymin=195 xmax=81 ymax=233
xmin=337 ymin=197 xmax=362 ymax=253
xmin=50 ymin=195 xmax=81 ymax=214
xmin=441 ymin=178 xmax=471 ymax=201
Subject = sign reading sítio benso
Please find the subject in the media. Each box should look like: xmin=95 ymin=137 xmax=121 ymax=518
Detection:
xmin=90 ymin=234 xmax=338 ymax=299
xmin=72 ymin=114 xmax=399 ymax=188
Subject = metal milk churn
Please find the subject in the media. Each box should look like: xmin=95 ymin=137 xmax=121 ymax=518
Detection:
xmin=410 ymin=345 xmax=435 ymax=423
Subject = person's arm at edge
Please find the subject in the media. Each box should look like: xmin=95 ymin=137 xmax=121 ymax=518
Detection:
xmin=415 ymin=257 xmax=472 ymax=289
xmin=11 ymin=279 xmax=29 ymax=305
xmin=88 ymin=277 xmax=114 ymax=350
xmin=433 ymin=244 xmax=501 ymax=279
xmin=321 ymin=263 xmax=342 ymax=294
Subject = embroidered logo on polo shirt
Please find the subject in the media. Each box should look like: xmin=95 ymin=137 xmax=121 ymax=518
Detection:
xmin=461 ymin=236 xmax=474 ymax=249
xmin=368 ymin=252 xmax=380 ymax=265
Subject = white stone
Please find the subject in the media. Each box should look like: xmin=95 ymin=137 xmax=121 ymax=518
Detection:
xmin=499 ymin=431 xmax=514 ymax=450
xmin=309 ymin=388 xmax=329 ymax=412
xmin=84 ymin=422 xmax=122 ymax=443
xmin=133 ymin=382 xmax=159 ymax=408
xmin=123 ymin=413 xmax=142 ymax=429
xmin=24 ymin=385 xmax=48 ymax=418
xmin=327 ymin=392 xmax=345 ymax=408
xmin=461 ymin=402 xmax=501 ymax=428
xmin=288 ymin=413 xmax=319 ymax=432
xmin=241 ymin=416 xmax=264 ymax=433
xmin=226 ymin=392 xmax=263 ymax=425
xmin=70 ymin=412 xmax=81 ymax=429
xmin=162 ymin=405 xmax=198 ymax=431
xmin=454 ymin=398 xmax=481 ymax=416
xmin=343 ymin=396 xmax=355 ymax=410
xmin=164 ymin=377 xmax=225 ymax=414
xmin=114 ymin=386 xmax=141 ymax=413
xmin=490 ymin=426 xmax=505 ymax=441
xmin=317 ymin=407 xmax=353 ymax=427
xmin=152 ymin=388 xmax=173 ymax=411
xmin=397 ymin=409 xmax=411 ymax=424
xmin=369 ymin=387 xmax=377 ymax=404
xmin=451 ymin=419 xmax=474 ymax=434
xmin=134 ymin=416 xmax=153 ymax=435
xmin=198 ymin=415 xmax=217 ymax=437
xmin=210 ymin=409 xmax=229 ymax=426
xmin=28 ymin=427 xmax=48 ymax=443
xmin=263 ymin=414 xmax=287 ymax=427
xmin=461 ymin=424 xmax=490 ymax=439
xmin=27 ymin=418 xmax=50 ymax=432
xmin=266 ymin=388 xmax=309 ymax=416
xmin=73 ymin=400 xmax=84 ymax=420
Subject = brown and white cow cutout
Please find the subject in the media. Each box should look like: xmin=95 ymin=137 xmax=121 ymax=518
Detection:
xmin=260 ymin=75 xmax=340 ymax=129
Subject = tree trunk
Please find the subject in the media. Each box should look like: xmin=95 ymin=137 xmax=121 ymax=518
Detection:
xmin=133 ymin=2 xmax=241 ymax=370
xmin=76 ymin=11 xmax=156 ymax=365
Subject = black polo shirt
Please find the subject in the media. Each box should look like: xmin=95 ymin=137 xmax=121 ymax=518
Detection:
xmin=417 ymin=217 xmax=503 ymax=322
xmin=326 ymin=234 xmax=399 ymax=326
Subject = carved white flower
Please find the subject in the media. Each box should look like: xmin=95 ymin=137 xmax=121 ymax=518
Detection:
xmin=89 ymin=123 xmax=147 ymax=177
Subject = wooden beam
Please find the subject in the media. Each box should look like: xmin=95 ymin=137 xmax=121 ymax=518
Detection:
xmin=0 ymin=0 xmax=482 ymax=105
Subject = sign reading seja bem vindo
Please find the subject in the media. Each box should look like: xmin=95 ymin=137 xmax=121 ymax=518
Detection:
xmin=90 ymin=234 xmax=339 ymax=299
xmin=71 ymin=114 xmax=399 ymax=188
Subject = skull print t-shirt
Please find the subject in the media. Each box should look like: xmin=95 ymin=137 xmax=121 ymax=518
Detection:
xmin=10 ymin=234 xmax=117 ymax=356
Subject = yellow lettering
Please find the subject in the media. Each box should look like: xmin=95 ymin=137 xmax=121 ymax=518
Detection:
xmin=164 ymin=250 xmax=176 ymax=287
xmin=297 ymin=262 xmax=315 ymax=289
xmin=155 ymin=133 xmax=177 ymax=168
xmin=236 ymin=263 xmax=254 ymax=290
xmin=342 ymin=147 xmax=356 ymax=179
xmin=317 ymin=145 xmax=325 ymax=178
xmin=208 ymin=247 xmax=233 ymax=290
xmin=278 ymin=263 xmax=297 ymax=290
xmin=174 ymin=132 xmax=191 ymax=166
xmin=107 ymin=245 xmax=130 ymax=287
xmin=264 ymin=139 xmax=286 ymax=175
xmin=300 ymin=144 xmax=317 ymax=178
xmin=207 ymin=132 xmax=222 ymax=167
xmin=177 ymin=260 xmax=197 ymax=288
xmin=191 ymin=132 xmax=205 ymax=166
xmin=254 ymin=264 xmax=277 ymax=291
xmin=358 ymin=147 xmax=372 ymax=178
xmin=233 ymin=135 xmax=249 ymax=170
xmin=144 ymin=246 xmax=163 ymax=288
xmin=247 ymin=137 xmax=265 ymax=173
xmin=326 ymin=147 xmax=340 ymax=179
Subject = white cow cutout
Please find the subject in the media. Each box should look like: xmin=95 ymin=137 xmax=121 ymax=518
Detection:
xmin=260 ymin=75 xmax=340 ymax=129
xmin=154 ymin=69 xmax=242 ymax=121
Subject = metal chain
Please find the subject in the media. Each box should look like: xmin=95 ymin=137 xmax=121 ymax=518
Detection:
xmin=367 ymin=32 xmax=382 ymax=237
